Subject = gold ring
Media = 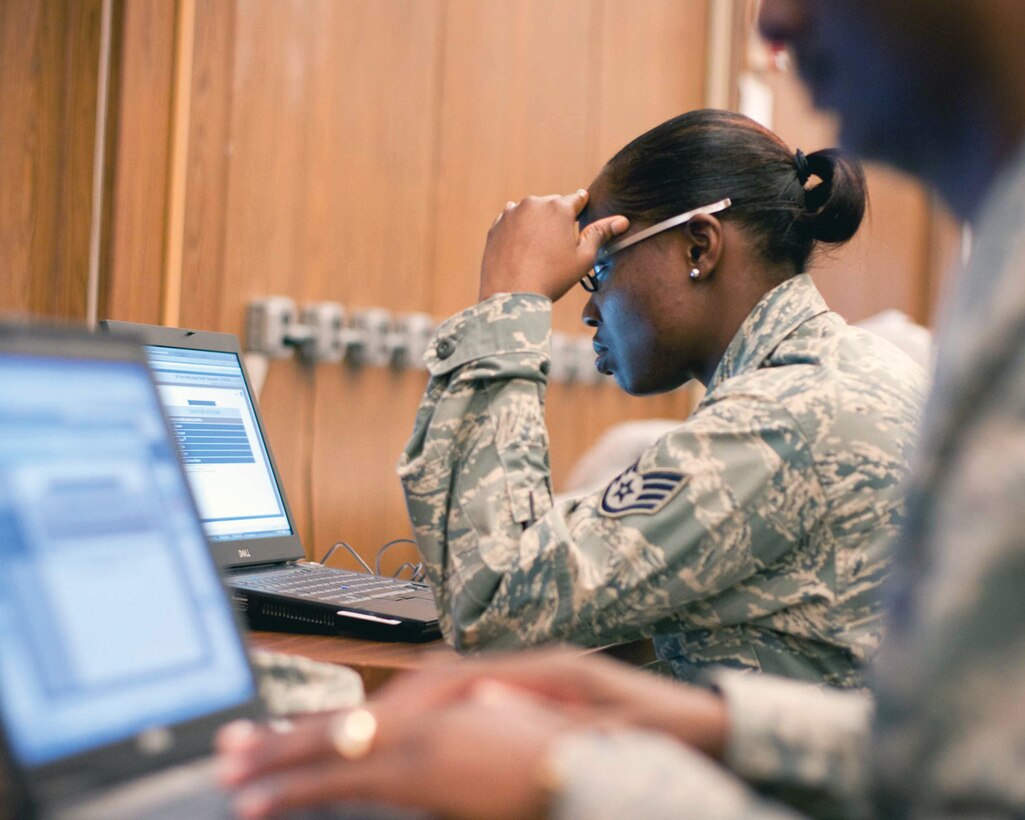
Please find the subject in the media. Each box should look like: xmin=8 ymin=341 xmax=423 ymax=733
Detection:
xmin=329 ymin=708 xmax=378 ymax=761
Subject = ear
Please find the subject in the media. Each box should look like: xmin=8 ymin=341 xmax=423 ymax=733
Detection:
xmin=679 ymin=214 xmax=724 ymax=279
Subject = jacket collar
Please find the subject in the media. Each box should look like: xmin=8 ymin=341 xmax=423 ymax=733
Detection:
xmin=705 ymin=273 xmax=831 ymax=393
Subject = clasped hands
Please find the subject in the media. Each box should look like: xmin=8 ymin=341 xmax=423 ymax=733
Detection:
xmin=216 ymin=649 xmax=728 ymax=819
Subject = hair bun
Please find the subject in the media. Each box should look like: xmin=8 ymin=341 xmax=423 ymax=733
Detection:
xmin=794 ymin=148 xmax=867 ymax=244
xmin=599 ymin=109 xmax=867 ymax=273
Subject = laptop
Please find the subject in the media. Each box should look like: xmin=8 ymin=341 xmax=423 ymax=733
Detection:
xmin=0 ymin=326 xmax=261 ymax=818
xmin=99 ymin=321 xmax=440 ymax=643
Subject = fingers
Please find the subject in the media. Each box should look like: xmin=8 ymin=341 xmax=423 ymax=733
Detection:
xmin=492 ymin=190 xmax=588 ymax=224
xmin=546 ymin=188 xmax=630 ymax=260
xmin=231 ymin=757 xmax=394 ymax=819
xmin=578 ymin=214 xmax=629 ymax=260
xmin=491 ymin=201 xmax=517 ymax=227
xmin=479 ymin=189 xmax=626 ymax=302
xmin=372 ymin=646 xmax=598 ymax=717
xmin=559 ymin=188 xmax=590 ymax=216
xmin=217 ymin=714 xmax=338 ymax=783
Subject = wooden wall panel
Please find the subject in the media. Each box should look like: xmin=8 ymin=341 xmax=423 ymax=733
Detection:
xmin=177 ymin=0 xmax=236 ymax=332
xmin=814 ymin=166 xmax=932 ymax=323
xmin=593 ymin=0 xmax=711 ymax=162
xmin=214 ymin=0 xmax=340 ymax=549
xmin=297 ymin=0 xmax=442 ymax=313
xmin=0 ymin=0 xmax=103 ymax=321
xmin=217 ymin=1 xmax=315 ymax=332
xmin=311 ymin=368 xmax=429 ymax=570
xmin=429 ymin=0 xmax=596 ymax=321
xmin=99 ymin=0 xmax=177 ymax=324
xmin=297 ymin=0 xmax=442 ymax=564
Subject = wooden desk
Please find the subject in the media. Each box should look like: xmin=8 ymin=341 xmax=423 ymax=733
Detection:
xmin=248 ymin=630 xmax=656 ymax=694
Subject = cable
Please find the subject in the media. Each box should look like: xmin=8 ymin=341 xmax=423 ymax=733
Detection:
xmin=320 ymin=538 xmax=426 ymax=582
xmin=391 ymin=562 xmax=420 ymax=579
xmin=320 ymin=541 xmax=373 ymax=575
xmin=375 ymin=538 xmax=420 ymax=575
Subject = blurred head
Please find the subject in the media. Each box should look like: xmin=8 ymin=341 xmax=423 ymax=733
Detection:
xmin=580 ymin=108 xmax=865 ymax=394
xmin=758 ymin=0 xmax=1025 ymax=218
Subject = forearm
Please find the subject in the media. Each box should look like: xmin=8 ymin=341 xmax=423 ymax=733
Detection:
xmin=399 ymin=293 xmax=564 ymax=648
xmin=399 ymin=295 xmax=669 ymax=650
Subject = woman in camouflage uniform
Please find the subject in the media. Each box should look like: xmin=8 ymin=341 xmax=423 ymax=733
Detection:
xmin=399 ymin=110 xmax=926 ymax=687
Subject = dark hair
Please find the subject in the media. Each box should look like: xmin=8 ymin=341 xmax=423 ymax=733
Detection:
xmin=599 ymin=109 xmax=867 ymax=274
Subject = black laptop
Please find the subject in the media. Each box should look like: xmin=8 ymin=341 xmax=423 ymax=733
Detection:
xmin=100 ymin=321 xmax=439 ymax=642
xmin=0 ymin=326 xmax=261 ymax=818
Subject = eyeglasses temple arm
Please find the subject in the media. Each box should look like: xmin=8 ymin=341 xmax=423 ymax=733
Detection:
xmin=601 ymin=197 xmax=732 ymax=257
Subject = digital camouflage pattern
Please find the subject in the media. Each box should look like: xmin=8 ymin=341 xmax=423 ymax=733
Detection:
xmin=547 ymin=127 xmax=1025 ymax=820
xmin=711 ymin=668 xmax=873 ymax=818
xmin=547 ymin=726 xmax=806 ymax=820
xmin=545 ymin=669 xmax=874 ymax=819
xmin=399 ymin=274 xmax=926 ymax=686
xmin=548 ymin=723 xmax=818 ymax=820
xmin=250 ymin=650 xmax=363 ymax=716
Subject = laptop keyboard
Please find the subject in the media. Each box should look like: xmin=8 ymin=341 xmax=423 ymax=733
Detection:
xmin=230 ymin=565 xmax=433 ymax=606
xmin=53 ymin=757 xmax=231 ymax=819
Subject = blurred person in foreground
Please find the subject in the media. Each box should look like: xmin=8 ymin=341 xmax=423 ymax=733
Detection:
xmin=217 ymin=1 xmax=1025 ymax=817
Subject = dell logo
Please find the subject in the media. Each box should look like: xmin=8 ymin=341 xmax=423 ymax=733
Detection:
xmin=238 ymin=548 xmax=252 ymax=558
xmin=136 ymin=726 xmax=174 ymax=755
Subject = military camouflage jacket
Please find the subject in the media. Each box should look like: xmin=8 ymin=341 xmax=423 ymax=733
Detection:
xmin=399 ymin=274 xmax=925 ymax=686
xmin=545 ymin=136 xmax=1025 ymax=820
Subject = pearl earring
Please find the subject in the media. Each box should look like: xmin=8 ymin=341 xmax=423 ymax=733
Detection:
xmin=688 ymin=267 xmax=701 ymax=280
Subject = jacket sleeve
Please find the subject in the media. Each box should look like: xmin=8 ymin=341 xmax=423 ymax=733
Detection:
xmin=398 ymin=293 xmax=822 ymax=651
xmin=548 ymin=671 xmax=873 ymax=820
xmin=547 ymin=728 xmax=807 ymax=820
xmin=712 ymin=670 xmax=874 ymax=818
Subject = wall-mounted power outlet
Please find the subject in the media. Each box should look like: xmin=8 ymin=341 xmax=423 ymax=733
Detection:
xmin=299 ymin=302 xmax=346 ymax=363
xmin=346 ymin=308 xmax=393 ymax=367
xmin=247 ymin=297 xmax=605 ymax=382
xmin=387 ymin=312 xmax=436 ymax=370
xmin=247 ymin=297 xmax=349 ymax=364
xmin=246 ymin=296 xmax=301 ymax=359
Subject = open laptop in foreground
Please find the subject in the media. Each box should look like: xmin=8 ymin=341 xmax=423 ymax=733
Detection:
xmin=100 ymin=321 xmax=439 ymax=643
xmin=0 ymin=327 xmax=261 ymax=818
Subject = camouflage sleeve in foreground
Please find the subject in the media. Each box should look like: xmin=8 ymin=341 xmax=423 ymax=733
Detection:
xmin=249 ymin=650 xmax=364 ymax=716
xmin=712 ymin=669 xmax=873 ymax=818
xmin=547 ymin=728 xmax=804 ymax=820
xmin=398 ymin=292 xmax=821 ymax=654
xmin=546 ymin=672 xmax=871 ymax=820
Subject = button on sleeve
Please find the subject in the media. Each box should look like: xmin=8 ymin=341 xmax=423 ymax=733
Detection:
xmin=435 ymin=337 xmax=456 ymax=359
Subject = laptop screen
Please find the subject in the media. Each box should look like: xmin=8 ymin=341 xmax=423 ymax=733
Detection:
xmin=0 ymin=352 xmax=255 ymax=767
xmin=144 ymin=345 xmax=292 ymax=542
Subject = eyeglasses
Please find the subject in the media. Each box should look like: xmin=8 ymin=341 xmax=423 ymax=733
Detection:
xmin=580 ymin=197 xmax=732 ymax=292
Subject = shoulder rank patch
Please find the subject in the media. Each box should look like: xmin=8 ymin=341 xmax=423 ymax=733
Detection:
xmin=600 ymin=463 xmax=688 ymax=518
